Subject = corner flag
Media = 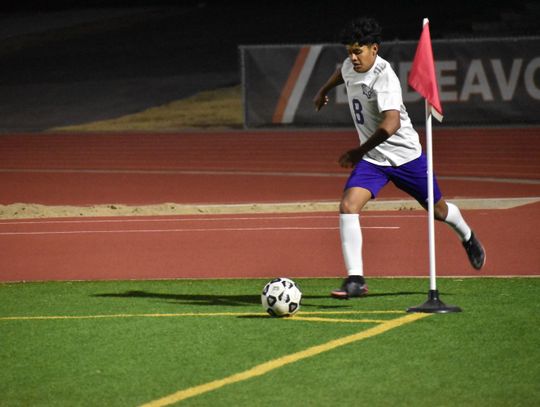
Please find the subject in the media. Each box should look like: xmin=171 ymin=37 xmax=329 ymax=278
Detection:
xmin=407 ymin=18 xmax=461 ymax=313
xmin=408 ymin=19 xmax=443 ymax=122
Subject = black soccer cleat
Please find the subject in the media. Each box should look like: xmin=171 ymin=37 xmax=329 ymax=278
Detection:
xmin=331 ymin=276 xmax=368 ymax=299
xmin=463 ymin=231 xmax=486 ymax=270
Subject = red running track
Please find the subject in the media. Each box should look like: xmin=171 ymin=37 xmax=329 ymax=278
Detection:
xmin=0 ymin=129 xmax=539 ymax=281
xmin=0 ymin=204 xmax=538 ymax=281
xmin=1 ymin=128 xmax=539 ymax=205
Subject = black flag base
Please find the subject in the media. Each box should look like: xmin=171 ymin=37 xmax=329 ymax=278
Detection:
xmin=407 ymin=289 xmax=462 ymax=313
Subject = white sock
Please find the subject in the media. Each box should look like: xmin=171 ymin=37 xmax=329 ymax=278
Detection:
xmin=339 ymin=213 xmax=363 ymax=276
xmin=445 ymin=202 xmax=472 ymax=242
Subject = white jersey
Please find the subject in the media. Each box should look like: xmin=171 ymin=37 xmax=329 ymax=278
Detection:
xmin=341 ymin=55 xmax=421 ymax=166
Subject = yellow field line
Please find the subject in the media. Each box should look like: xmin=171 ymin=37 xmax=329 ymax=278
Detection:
xmin=139 ymin=313 xmax=430 ymax=407
xmin=298 ymin=310 xmax=403 ymax=315
xmin=298 ymin=310 xmax=404 ymax=315
xmin=290 ymin=316 xmax=387 ymax=323
xmin=0 ymin=310 xmax=403 ymax=321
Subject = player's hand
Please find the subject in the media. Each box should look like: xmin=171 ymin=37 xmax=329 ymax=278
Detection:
xmin=313 ymin=93 xmax=329 ymax=111
xmin=339 ymin=148 xmax=363 ymax=168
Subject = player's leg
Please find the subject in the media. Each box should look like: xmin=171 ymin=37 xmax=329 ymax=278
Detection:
xmin=332 ymin=161 xmax=389 ymax=299
xmin=339 ymin=186 xmax=371 ymax=273
xmin=390 ymin=154 xmax=486 ymax=269
xmin=434 ymin=199 xmax=486 ymax=269
xmin=333 ymin=187 xmax=371 ymax=299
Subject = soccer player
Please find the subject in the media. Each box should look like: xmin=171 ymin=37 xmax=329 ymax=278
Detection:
xmin=313 ymin=17 xmax=486 ymax=299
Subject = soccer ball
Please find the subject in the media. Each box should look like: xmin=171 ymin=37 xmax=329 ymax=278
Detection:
xmin=261 ymin=278 xmax=302 ymax=317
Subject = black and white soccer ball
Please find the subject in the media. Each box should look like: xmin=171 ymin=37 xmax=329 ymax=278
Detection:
xmin=261 ymin=278 xmax=302 ymax=317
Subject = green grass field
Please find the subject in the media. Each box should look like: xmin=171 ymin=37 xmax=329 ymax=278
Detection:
xmin=1 ymin=278 xmax=539 ymax=406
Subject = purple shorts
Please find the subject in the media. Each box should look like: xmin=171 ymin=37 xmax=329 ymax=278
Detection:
xmin=344 ymin=154 xmax=442 ymax=204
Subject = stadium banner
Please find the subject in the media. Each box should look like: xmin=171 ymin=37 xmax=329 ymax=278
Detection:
xmin=240 ymin=37 xmax=540 ymax=127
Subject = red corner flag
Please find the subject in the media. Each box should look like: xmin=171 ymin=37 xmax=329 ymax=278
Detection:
xmin=408 ymin=18 xmax=443 ymax=122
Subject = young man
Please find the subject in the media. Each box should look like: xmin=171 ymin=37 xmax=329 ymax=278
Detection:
xmin=313 ymin=17 xmax=485 ymax=299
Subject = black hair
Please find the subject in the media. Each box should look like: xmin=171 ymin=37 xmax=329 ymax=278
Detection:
xmin=340 ymin=17 xmax=382 ymax=45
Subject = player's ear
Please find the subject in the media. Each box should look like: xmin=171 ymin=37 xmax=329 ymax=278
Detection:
xmin=371 ymin=43 xmax=378 ymax=55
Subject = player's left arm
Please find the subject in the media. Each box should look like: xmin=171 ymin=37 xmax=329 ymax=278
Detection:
xmin=339 ymin=109 xmax=400 ymax=168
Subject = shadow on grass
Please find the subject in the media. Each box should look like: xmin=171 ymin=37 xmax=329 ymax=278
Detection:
xmin=92 ymin=290 xmax=428 ymax=308
xmin=93 ymin=291 xmax=260 ymax=307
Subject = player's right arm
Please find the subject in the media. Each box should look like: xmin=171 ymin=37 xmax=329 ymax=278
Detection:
xmin=313 ymin=66 xmax=344 ymax=111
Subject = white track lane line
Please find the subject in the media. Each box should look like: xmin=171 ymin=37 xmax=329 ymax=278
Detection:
xmin=0 ymin=226 xmax=399 ymax=236
xmin=0 ymin=214 xmax=424 ymax=226
xmin=2 ymin=169 xmax=539 ymax=184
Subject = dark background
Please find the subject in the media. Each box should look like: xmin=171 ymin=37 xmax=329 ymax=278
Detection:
xmin=1 ymin=0 xmax=538 ymax=132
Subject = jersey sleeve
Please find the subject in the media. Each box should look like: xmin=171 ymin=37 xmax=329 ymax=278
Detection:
xmin=375 ymin=70 xmax=403 ymax=113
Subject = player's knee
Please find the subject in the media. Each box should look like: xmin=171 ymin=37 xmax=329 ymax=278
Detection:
xmin=434 ymin=210 xmax=446 ymax=221
xmin=433 ymin=200 xmax=448 ymax=221
xmin=339 ymin=198 xmax=360 ymax=214
xmin=340 ymin=188 xmax=371 ymax=214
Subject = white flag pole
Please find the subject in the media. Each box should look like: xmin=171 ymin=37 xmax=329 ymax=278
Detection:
xmin=425 ymin=100 xmax=437 ymax=292
xmin=420 ymin=17 xmax=437 ymax=293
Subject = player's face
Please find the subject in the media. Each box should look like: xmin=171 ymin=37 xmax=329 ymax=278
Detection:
xmin=347 ymin=43 xmax=378 ymax=73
